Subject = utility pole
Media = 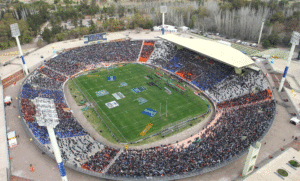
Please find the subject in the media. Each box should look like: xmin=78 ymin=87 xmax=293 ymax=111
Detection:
xmin=278 ymin=31 xmax=300 ymax=92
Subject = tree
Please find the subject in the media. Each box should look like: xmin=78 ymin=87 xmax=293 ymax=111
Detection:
xmin=250 ymin=0 xmax=266 ymax=10
xmin=79 ymin=19 xmax=83 ymax=27
xmin=107 ymin=4 xmax=116 ymax=17
xmin=268 ymin=33 xmax=280 ymax=46
xmin=270 ymin=11 xmax=285 ymax=23
xmin=73 ymin=19 xmax=78 ymax=28
xmin=42 ymin=27 xmax=52 ymax=43
xmin=54 ymin=0 xmax=60 ymax=4
xmin=133 ymin=7 xmax=138 ymax=14
xmin=279 ymin=0 xmax=289 ymax=8
xmin=63 ymin=0 xmax=71 ymax=4
xmin=21 ymin=30 xmax=33 ymax=43
xmin=102 ymin=6 xmax=107 ymax=14
xmin=268 ymin=0 xmax=278 ymax=12
xmin=231 ymin=0 xmax=247 ymax=10
xmin=220 ymin=2 xmax=233 ymax=11
xmin=55 ymin=33 xmax=64 ymax=41
xmin=89 ymin=19 xmax=96 ymax=33
xmin=51 ymin=25 xmax=62 ymax=35
xmin=282 ymin=35 xmax=291 ymax=47
xmin=189 ymin=14 xmax=197 ymax=29
xmin=118 ymin=5 xmax=125 ymax=18
xmin=262 ymin=39 xmax=271 ymax=48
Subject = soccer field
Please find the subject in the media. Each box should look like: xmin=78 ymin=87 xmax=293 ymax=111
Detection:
xmin=73 ymin=64 xmax=209 ymax=143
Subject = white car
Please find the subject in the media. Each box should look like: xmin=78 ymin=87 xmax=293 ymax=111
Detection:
xmin=236 ymin=40 xmax=241 ymax=44
xmin=251 ymin=43 xmax=258 ymax=47
xmin=290 ymin=117 xmax=300 ymax=125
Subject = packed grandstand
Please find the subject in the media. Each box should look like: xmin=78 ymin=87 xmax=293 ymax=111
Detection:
xmin=19 ymin=39 xmax=276 ymax=180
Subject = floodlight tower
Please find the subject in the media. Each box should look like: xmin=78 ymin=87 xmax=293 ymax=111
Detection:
xmin=33 ymin=97 xmax=68 ymax=181
xmin=10 ymin=23 xmax=28 ymax=75
xmin=160 ymin=6 xmax=167 ymax=35
xmin=278 ymin=31 xmax=300 ymax=92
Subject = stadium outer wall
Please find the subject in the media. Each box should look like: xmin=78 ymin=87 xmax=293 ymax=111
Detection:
xmin=17 ymin=61 xmax=277 ymax=181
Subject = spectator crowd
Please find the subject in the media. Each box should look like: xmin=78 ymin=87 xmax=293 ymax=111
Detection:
xmin=19 ymin=39 xmax=276 ymax=179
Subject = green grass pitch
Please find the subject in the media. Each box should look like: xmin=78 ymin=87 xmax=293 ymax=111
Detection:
xmin=73 ymin=64 xmax=209 ymax=143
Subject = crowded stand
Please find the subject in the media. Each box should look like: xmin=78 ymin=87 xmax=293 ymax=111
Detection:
xmin=46 ymin=41 xmax=143 ymax=76
xmin=25 ymin=71 xmax=63 ymax=90
xmin=46 ymin=135 xmax=104 ymax=165
xmin=217 ymin=89 xmax=273 ymax=109
xmin=21 ymin=84 xmax=64 ymax=104
xmin=39 ymin=66 xmax=67 ymax=82
xmin=190 ymin=59 xmax=234 ymax=91
xmin=82 ymin=146 xmax=120 ymax=173
xmin=206 ymin=71 xmax=269 ymax=103
xmin=139 ymin=40 xmax=155 ymax=62
xmin=148 ymin=40 xmax=177 ymax=67
xmin=162 ymin=49 xmax=198 ymax=73
xmin=108 ymin=100 xmax=275 ymax=177
xmin=18 ymin=39 xmax=276 ymax=180
xmin=21 ymin=98 xmax=36 ymax=123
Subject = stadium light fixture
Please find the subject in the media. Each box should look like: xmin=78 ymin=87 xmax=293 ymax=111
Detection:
xmin=10 ymin=23 xmax=28 ymax=75
xmin=34 ymin=97 xmax=68 ymax=181
xmin=278 ymin=31 xmax=300 ymax=92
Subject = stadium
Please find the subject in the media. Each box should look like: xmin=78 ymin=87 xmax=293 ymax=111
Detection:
xmin=2 ymin=31 xmax=279 ymax=181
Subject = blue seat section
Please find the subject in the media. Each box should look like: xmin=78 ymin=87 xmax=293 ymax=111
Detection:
xmin=163 ymin=57 xmax=183 ymax=73
xmin=22 ymin=84 xmax=87 ymax=144
xmin=21 ymin=84 xmax=65 ymax=104
xmin=28 ymin=122 xmax=50 ymax=144
xmin=192 ymin=64 xmax=234 ymax=91
xmin=55 ymin=118 xmax=87 ymax=138
xmin=27 ymin=119 xmax=87 ymax=144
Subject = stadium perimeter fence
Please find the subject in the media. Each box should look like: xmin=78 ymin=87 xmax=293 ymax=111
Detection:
xmin=17 ymin=61 xmax=277 ymax=181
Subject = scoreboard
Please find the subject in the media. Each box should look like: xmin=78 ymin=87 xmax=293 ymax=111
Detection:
xmin=84 ymin=33 xmax=107 ymax=44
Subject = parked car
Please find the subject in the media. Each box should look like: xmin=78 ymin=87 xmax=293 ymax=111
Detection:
xmin=229 ymin=39 xmax=236 ymax=42
xmin=236 ymin=40 xmax=241 ymax=44
xmin=290 ymin=117 xmax=300 ymax=125
xmin=251 ymin=43 xmax=258 ymax=47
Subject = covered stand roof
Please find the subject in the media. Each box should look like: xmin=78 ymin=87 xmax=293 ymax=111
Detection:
xmin=159 ymin=34 xmax=254 ymax=69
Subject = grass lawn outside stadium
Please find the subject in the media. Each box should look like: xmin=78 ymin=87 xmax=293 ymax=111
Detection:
xmin=70 ymin=63 xmax=209 ymax=143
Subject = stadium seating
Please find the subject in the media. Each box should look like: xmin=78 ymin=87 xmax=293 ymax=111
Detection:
xmin=147 ymin=40 xmax=177 ymax=66
xmin=139 ymin=40 xmax=155 ymax=62
xmin=18 ymin=39 xmax=276 ymax=180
